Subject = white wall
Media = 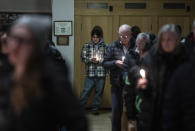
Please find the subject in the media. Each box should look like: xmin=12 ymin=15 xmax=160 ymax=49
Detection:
xmin=0 ymin=0 xmax=51 ymax=12
xmin=52 ymin=0 xmax=74 ymax=84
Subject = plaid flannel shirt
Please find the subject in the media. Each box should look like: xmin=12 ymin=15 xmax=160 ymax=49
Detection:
xmin=81 ymin=40 xmax=107 ymax=77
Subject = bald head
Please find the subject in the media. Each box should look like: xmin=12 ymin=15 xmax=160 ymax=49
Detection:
xmin=119 ymin=24 xmax=132 ymax=34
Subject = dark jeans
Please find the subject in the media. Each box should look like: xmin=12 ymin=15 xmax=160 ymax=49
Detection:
xmin=111 ymin=84 xmax=123 ymax=131
xmin=80 ymin=76 xmax=105 ymax=110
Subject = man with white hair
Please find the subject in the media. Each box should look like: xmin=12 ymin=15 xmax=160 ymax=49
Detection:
xmin=103 ymin=24 xmax=135 ymax=131
xmin=185 ymin=20 xmax=195 ymax=55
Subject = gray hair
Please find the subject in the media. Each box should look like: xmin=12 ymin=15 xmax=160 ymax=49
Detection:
xmin=11 ymin=15 xmax=51 ymax=51
xmin=158 ymin=24 xmax=180 ymax=46
xmin=136 ymin=33 xmax=150 ymax=43
xmin=119 ymin=24 xmax=131 ymax=33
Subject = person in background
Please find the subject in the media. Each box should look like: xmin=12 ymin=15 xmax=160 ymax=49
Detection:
xmin=80 ymin=26 xmax=107 ymax=115
xmin=131 ymin=25 xmax=141 ymax=40
xmin=136 ymin=24 xmax=188 ymax=131
xmin=103 ymin=24 xmax=135 ymax=131
xmin=146 ymin=33 xmax=156 ymax=48
xmin=7 ymin=15 xmax=88 ymax=131
xmin=45 ymin=40 xmax=66 ymax=66
xmin=122 ymin=33 xmax=152 ymax=131
xmin=184 ymin=20 xmax=195 ymax=55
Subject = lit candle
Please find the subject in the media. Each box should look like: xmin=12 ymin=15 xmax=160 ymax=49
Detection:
xmin=96 ymin=54 xmax=99 ymax=61
xmin=122 ymin=56 xmax=125 ymax=62
xmin=140 ymin=69 xmax=146 ymax=78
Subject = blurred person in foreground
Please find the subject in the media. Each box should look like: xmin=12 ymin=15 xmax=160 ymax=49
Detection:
xmin=0 ymin=25 xmax=13 ymax=74
xmin=136 ymin=24 xmax=189 ymax=131
xmin=7 ymin=15 xmax=88 ymax=131
xmin=162 ymin=43 xmax=195 ymax=131
xmin=0 ymin=25 xmax=14 ymax=131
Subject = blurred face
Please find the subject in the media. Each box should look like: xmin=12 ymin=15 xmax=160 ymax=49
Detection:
xmin=0 ymin=33 xmax=8 ymax=54
xmin=136 ymin=39 xmax=146 ymax=53
xmin=7 ymin=26 xmax=34 ymax=66
xmin=119 ymin=31 xmax=131 ymax=46
xmin=161 ymin=32 xmax=178 ymax=53
xmin=92 ymin=35 xmax=100 ymax=44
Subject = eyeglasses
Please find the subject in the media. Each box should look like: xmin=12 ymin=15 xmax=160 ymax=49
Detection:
xmin=119 ymin=35 xmax=129 ymax=39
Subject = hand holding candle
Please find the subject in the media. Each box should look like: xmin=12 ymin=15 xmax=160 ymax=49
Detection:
xmin=140 ymin=69 xmax=146 ymax=78
xmin=95 ymin=54 xmax=100 ymax=61
xmin=137 ymin=69 xmax=147 ymax=90
xmin=122 ymin=56 xmax=125 ymax=62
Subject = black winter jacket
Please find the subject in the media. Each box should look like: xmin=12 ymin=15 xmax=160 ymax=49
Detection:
xmin=12 ymin=57 xmax=88 ymax=131
xmin=123 ymin=50 xmax=140 ymax=120
xmin=103 ymin=38 xmax=135 ymax=86
xmin=162 ymin=54 xmax=195 ymax=131
xmin=184 ymin=32 xmax=195 ymax=56
xmin=136 ymin=44 xmax=188 ymax=131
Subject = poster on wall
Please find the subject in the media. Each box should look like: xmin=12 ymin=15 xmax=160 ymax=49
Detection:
xmin=54 ymin=21 xmax=72 ymax=36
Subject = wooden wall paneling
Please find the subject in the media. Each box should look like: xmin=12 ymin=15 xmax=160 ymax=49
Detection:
xmin=74 ymin=15 xmax=113 ymax=108
xmin=74 ymin=15 xmax=84 ymax=97
xmin=190 ymin=0 xmax=195 ymax=29
xmin=151 ymin=16 xmax=158 ymax=34
xmin=158 ymin=16 xmax=190 ymax=37
xmin=119 ymin=15 xmax=152 ymax=33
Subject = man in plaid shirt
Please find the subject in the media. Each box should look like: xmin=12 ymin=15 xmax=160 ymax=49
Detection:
xmin=80 ymin=26 xmax=107 ymax=115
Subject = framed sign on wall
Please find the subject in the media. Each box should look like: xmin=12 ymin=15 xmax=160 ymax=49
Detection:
xmin=57 ymin=36 xmax=69 ymax=46
xmin=54 ymin=21 xmax=72 ymax=36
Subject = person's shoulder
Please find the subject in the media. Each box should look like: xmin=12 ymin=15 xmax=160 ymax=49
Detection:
xmin=83 ymin=42 xmax=92 ymax=47
xmin=99 ymin=41 xmax=107 ymax=47
xmin=44 ymin=56 xmax=69 ymax=77
xmin=109 ymin=39 xmax=120 ymax=48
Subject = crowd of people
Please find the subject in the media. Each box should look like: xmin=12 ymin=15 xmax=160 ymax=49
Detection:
xmin=80 ymin=20 xmax=195 ymax=131
xmin=0 ymin=14 xmax=195 ymax=131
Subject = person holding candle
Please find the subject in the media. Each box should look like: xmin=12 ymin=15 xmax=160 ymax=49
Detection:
xmin=123 ymin=33 xmax=152 ymax=125
xmin=80 ymin=26 xmax=107 ymax=115
xmin=103 ymin=24 xmax=135 ymax=131
xmin=136 ymin=24 xmax=189 ymax=131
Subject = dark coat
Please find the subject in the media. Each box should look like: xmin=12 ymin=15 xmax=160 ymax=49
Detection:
xmin=0 ymin=53 xmax=14 ymax=131
xmin=45 ymin=41 xmax=66 ymax=67
xmin=137 ymin=44 xmax=188 ymax=131
xmin=103 ymin=38 xmax=135 ymax=87
xmin=184 ymin=32 xmax=195 ymax=56
xmin=162 ymin=54 xmax=195 ymax=131
xmin=12 ymin=57 xmax=88 ymax=131
xmin=123 ymin=50 xmax=140 ymax=120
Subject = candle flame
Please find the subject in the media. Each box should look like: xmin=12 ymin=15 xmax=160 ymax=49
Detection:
xmin=140 ymin=69 xmax=146 ymax=78
xmin=122 ymin=56 xmax=125 ymax=62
